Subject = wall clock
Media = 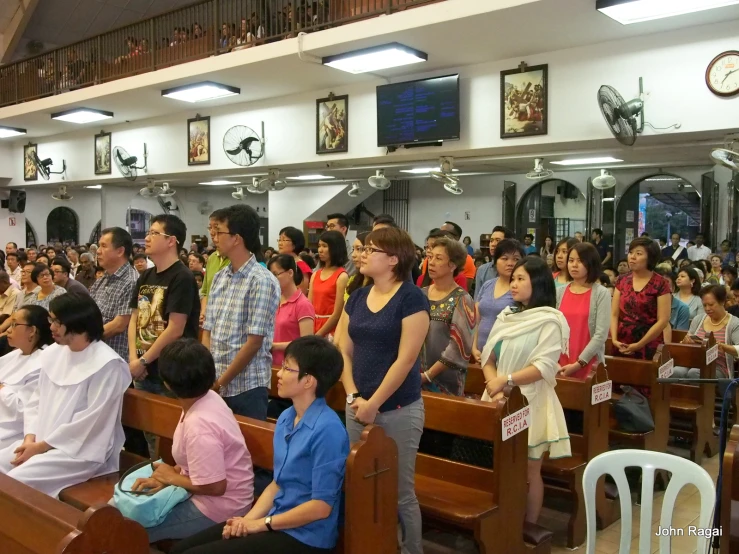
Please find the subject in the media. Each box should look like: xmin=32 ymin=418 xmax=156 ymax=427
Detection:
xmin=706 ymin=50 xmax=739 ymax=97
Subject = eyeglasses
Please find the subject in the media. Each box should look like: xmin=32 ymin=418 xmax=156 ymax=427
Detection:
xmin=146 ymin=230 xmax=179 ymax=244
xmin=212 ymin=231 xmax=234 ymax=237
xmin=326 ymin=223 xmax=341 ymax=230
xmin=362 ymin=246 xmax=386 ymax=255
xmin=37 ymin=272 xmax=51 ymax=279
xmin=9 ymin=322 xmax=31 ymax=330
xmin=280 ymin=363 xmax=300 ymax=375
xmin=48 ymin=317 xmax=61 ymax=326
xmin=277 ymin=237 xmax=292 ymax=243
xmin=272 ymin=270 xmax=287 ymax=278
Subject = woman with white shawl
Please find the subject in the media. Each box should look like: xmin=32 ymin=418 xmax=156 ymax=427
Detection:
xmin=0 ymin=305 xmax=53 ymax=451
xmin=480 ymin=257 xmax=571 ymax=525
xmin=0 ymin=292 xmax=130 ymax=498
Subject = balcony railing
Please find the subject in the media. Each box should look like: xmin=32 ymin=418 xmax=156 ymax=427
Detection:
xmin=0 ymin=0 xmax=440 ymax=108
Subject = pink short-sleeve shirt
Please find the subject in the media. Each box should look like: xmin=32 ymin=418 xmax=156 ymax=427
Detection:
xmin=272 ymin=290 xmax=315 ymax=367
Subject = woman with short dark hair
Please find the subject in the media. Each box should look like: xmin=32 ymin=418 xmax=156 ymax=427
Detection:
xmin=0 ymin=306 xmax=53 ymax=452
xmin=480 ymin=257 xmax=570 ymax=525
xmin=309 ymin=231 xmax=348 ymax=337
xmin=611 ymin=238 xmax=671 ymax=359
xmin=556 ymin=243 xmax=611 ymax=378
xmin=278 ymin=226 xmax=313 ymax=293
xmin=128 ymin=339 xmax=254 ymax=543
xmin=674 ymin=268 xmax=705 ymax=320
xmin=0 ymin=293 xmax=130 ymax=497
xmin=24 ymin=263 xmax=65 ymax=310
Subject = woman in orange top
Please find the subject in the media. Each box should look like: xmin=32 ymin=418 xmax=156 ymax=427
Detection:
xmin=309 ymin=231 xmax=349 ymax=337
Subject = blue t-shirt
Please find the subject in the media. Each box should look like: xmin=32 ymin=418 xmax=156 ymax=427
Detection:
xmin=476 ymin=278 xmax=515 ymax=347
xmin=270 ymin=397 xmax=349 ymax=549
xmin=345 ymin=281 xmax=430 ymax=412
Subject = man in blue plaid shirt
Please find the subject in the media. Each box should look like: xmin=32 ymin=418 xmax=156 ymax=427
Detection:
xmin=202 ymin=204 xmax=280 ymax=420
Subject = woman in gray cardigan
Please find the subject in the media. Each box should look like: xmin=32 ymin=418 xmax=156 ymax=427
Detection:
xmin=675 ymin=284 xmax=739 ymax=381
xmin=555 ymin=243 xmax=611 ymax=379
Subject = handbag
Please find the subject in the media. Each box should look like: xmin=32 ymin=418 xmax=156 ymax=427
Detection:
xmin=612 ymin=385 xmax=655 ymax=433
xmin=113 ymin=459 xmax=191 ymax=528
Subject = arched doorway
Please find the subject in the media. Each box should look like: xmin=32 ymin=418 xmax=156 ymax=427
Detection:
xmin=89 ymin=220 xmax=102 ymax=245
xmin=614 ymin=173 xmax=706 ymax=261
xmin=46 ymin=207 xmax=79 ymax=245
xmin=127 ymin=209 xmax=152 ymax=246
xmin=516 ymin=179 xmax=586 ymax=248
xmin=26 ymin=220 xmax=38 ymax=247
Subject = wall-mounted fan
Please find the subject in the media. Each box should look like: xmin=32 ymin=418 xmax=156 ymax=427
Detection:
xmin=114 ymin=144 xmax=147 ymax=181
xmin=224 ymin=124 xmax=264 ymax=167
xmin=51 ymin=185 xmax=72 ymax=200
xmin=526 ymin=158 xmax=554 ymax=180
xmin=592 ymin=169 xmax=617 ymax=190
xmin=232 ymin=186 xmax=245 ymax=200
xmin=32 ymin=152 xmax=66 ymax=181
xmin=368 ymin=169 xmax=390 ymax=190
xmin=347 ymin=182 xmax=362 ymax=197
xmin=711 ymin=142 xmax=739 ymax=171
xmin=159 ymin=183 xmax=176 ymax=197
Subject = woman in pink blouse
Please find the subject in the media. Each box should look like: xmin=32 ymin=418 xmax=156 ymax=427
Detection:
xmin=269 ymin=255 xmax=315 ymax=367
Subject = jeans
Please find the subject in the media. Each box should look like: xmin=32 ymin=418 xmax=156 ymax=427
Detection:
xmin=133 ymin=378 xmax=176 ymax=458
xmin=171 ymin=524 xmax=332 ymax=554
xmin=146 ymin=498 xmax=218 ymax=543
xmin=345 ymin=398 xmax=424 ymax=554
xmin=223 ymin=387 xmax=269 ymax=420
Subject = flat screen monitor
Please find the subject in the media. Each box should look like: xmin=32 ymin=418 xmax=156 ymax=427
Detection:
xmin=376 ymin=74 xmax=460 ymax=147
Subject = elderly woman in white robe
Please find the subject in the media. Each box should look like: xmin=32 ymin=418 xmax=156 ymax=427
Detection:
xmin=0 ymin=305 xmax=54 ymax=452
xmin=480 ymin=257 xmax=571 ymax=525
xmin=0 ymin=292 xmax=130 ymax=498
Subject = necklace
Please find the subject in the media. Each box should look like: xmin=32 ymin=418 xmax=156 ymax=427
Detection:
xmin=706 ymin=312 xmax=729 ymax=327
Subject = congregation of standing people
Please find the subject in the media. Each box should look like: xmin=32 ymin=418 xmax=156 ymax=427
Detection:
xmin=0 ymin=213 xmax=736 ymax=552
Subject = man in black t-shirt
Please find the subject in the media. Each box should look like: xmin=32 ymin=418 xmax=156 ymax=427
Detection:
xmin=591 ymin=228 xmax=612 ymax=267
xmin=128 ymin=214 xmax=200 ymax=396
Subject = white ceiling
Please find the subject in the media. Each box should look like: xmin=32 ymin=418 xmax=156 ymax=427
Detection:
xmin=0 ymin=1 xmax=22 ymax=35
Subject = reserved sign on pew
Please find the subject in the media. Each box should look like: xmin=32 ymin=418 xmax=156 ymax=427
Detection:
xmin=659 ymin=358 xmax=674 ymax=378
xmin=592 ymin=380 xmax=612 ymax=405
xmin=707 ymin=345 xmax=719 ymax=365
xmin=502 ymin=405 xmax=530 ymax=440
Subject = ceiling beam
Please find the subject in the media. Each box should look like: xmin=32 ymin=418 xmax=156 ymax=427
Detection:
xmin=0 ymin=0 xmax=40 ymax=64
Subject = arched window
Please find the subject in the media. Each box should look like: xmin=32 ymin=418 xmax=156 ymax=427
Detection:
xmin=26 ymin=220 xmax=38 ymax=247
xmin=89 ymin=220 xmax=102 ymax=245
xmin=47 ymin=207 xmax=79 ymax=245
xmin=126 ymin=209 xmax=152 ymax=245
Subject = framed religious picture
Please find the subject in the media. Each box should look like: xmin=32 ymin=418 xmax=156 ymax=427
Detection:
xmin=23 ymin=143 xmax=38 ymax=181
xmin=94 ymin=131 xmax=111 ymax=175
xmin=316 ymin=94 xmax=348 ymax=154
xmin=500 ymin=63 xmax=548 ymax=139
xmin=187 ymin=115 xmax=210 ymax=165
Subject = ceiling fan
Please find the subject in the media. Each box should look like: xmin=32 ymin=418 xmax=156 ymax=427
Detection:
xmin=711 ymin=138 xmax=739 ymax=171
xmin=526 ymin=158 xmax=554 ymax=180
xmin=368 ymin=169 xmax=390 ymax=190
xmin=51 ymin=185 xmax=72 ymax=200
xmin=249 ymin=168 xmax=286 ymax=194
xmin=592 ymin=169 xmax=617 ymax=190
xmin=232 ymin=186 xmax=246 ymax=200
xmin=347 ymin=182 xmax=362 ymax=197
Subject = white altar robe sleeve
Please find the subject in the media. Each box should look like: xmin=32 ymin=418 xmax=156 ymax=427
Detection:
xmin=0 ymin=378 xmax=38 ymax=441
xmin=22 ymin=382 xmax=40 ymax=437
xmin=43 ymin=359 xmax=129 ymax=464
xmin=527 ymin=321 xmax=563 ymax=388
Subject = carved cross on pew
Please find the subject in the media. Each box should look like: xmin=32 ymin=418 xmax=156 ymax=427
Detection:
xmin=364 ymin=456 xmax=391 ymax=523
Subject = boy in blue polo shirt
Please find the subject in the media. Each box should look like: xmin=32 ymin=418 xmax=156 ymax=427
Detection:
xmin=172 ymin=336 xmax=349 ymax=554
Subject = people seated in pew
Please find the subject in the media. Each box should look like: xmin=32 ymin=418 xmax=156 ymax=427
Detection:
xmin=0 ymin=293 xmax=130 ymax=498
xmin=420 ymin=237 xmax=475 ymax=396
xmin=655 ymin=267 xmax=690 ymax=331
xmin=471 ymin=239 xmax=523 ymax=364
xmin=479 ymin=256 xmax=571 ymax=525
xmin=556 ymin=243 xmax=611 ymax=378
xmin=675 ymin=285 xmax=739 ymax=391
xmin=674 ymin=267 xmax=705 ymax=321
xmin=268 ymin=255 xmax=315 ymax=368
xmin=611 ymin=237 xmax=671 ymax=360
xmin=337 ymin=226 xmax=430 ymax=554
xmin=171 ymin=336 xmax=349 ymax=554
xmin=125 ymin=339 xmax=254 ymax=543
xmin=0 ymin=306 xmax=53 ymax=451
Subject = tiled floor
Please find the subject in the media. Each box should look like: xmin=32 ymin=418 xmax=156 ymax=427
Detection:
xmin=422 ymin=447 xmax=722 ymax=554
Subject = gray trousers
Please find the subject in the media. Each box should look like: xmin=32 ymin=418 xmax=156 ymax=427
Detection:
xmin=345 ymin=398 xmax=424 ymax=554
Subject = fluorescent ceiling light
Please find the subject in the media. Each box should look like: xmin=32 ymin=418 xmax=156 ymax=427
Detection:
xmin=199 ymin=180 xmax=241 ymax=185
xmin=644 ymin=176 xmax=682 ymax=181
xmin=400 ymin=167 xmax=460 ymax=174
xmin=162 ymin=81 xmax=240 ymax=103
xmin=596 ymin=0 xmax=739 ymax=25
xmin=323 ymin=42 xmax=427 ymax=74
xmin=51 ymin=108 xmax=113 ymax=124
xmin=0 ymin=126 xmax=27 ymax=138
xmin=84 ymin=185 xmax=102 ymax=189
xmin=551 ymin=157 xmax=624 ymax=166
xmin=286 ymin=175 xmax=335 ymax=181
xmin=601 ymin=198 xmax=616 ymax=202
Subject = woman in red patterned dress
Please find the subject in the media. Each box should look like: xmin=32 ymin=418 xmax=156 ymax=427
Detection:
xmin=610 ymin=237 xmax=671 ymax=360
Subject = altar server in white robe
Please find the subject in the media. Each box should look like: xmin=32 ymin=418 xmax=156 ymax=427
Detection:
xmin=0 ymin=292 xmax=131 ymax=498
xmin=480 ymin=256 xmax=571 ymax=526
xmin=0 ymin=305 xmax=54 ymax=451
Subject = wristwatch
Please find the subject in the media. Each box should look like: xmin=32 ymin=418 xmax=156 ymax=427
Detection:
xmin=346 ymin=392 xmax=361 ymax=405
xmin=577 ymin=359 xmax=587 ymax=368
xmin=264 ymin=516 xmax=273 ymax=532
xmin=507 ymin=374 xmax=515 ymax=387
xmin=139 ymin=356 xmax=149 ymax=367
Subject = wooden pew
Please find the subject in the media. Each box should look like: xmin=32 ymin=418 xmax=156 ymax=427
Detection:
xmin=665 ymin=333 xmax=719 ymax=464
xmin=269 ymin=368 xmax=551 ymax=553
xmin=0 ymin=472 xmax=148 ymax=553
xmin=721 ymin=424 xmax=739 ymax=554
xmin=59 ymin=389 xmax=398 ymax=554
xmin=603 ymin=344 xmax=672 ymax=454
xmin=465 ymin=363 xmax=619 ymax=548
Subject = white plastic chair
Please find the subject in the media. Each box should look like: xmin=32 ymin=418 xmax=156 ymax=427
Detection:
xmin=583 ymin=449 xmax=715 ymax=554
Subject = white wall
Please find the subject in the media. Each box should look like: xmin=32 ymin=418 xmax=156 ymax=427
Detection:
xmin=4 ymin=19 xmax=739 ymax=187
xmin=23 ymin=188 xmax=101 ymax=245
xmin=408 ymin=175 xmax=503 ymax=247
xmin=269 ymin=184 xmax=347 ymax=246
